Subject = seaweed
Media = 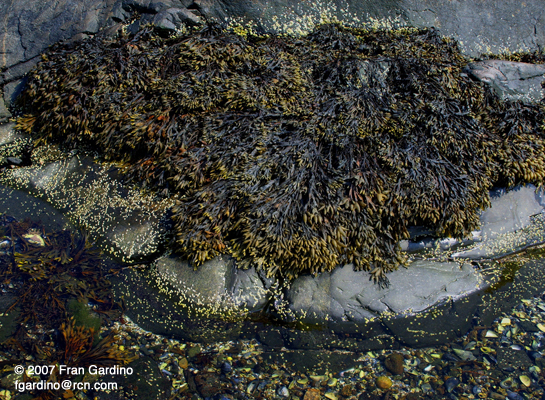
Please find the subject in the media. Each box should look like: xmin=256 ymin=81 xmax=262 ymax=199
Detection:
xmin=0 ymin=216 xmax=133 ymax=398
xmin=15 ymin=22 xmax=545 ymax=283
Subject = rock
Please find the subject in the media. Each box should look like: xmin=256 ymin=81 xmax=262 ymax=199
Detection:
xmin=186 ymin=344 xmax=201 ymax=358
xmin=153 ymin=8 xmax=202 ymax=31
xmin=0 ymin=123 xmax=32 ymax=165
xmin=101 ymin=356 xmax=171 ymax=399
xmin=340 ymin=384 xmax=354 ymax=397
xmin=188 ymin=0 xmax=545 ymax=58
xmin=0 ymin=152 xmax=171 ymax=263
xmin=3 ymin=78 xmax=27 ymax=109
xmin=303 ymin=388 xmax=321 ymax=400
xmin=2 ymin=0 xmax=545 ymax=85
xmin=465 ymin=60 xmax=545 ymax=103
xmin=0 ymin=98 xmax=11 ymax=121
xmin=194 ymin=372 xmax=221 ymax=398
xmin=452 ymin=185 xmax=545 ymax=260
xmin=286 ymin=259 xmax=484 ymax=339
xmin=384 ymin=353 xmax=405 ymax=375
xmin=277 ymin=386 xmax=289 ymax=397
xmin=155 ymin=254 xmax=270 ymax=316
xmin=375 ymin=375 xmax=393 ymax=390
xmin=0 ymin=0 xmax=117 ymax=72
xmin=178 ymin=357 xmax=189 ymax=369
xmin=496 ymin=347 xmax=534 ymax=372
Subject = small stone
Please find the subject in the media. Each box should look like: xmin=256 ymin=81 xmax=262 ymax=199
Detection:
xmin=220 ymin=361 xmax=232 ymax=373
xmin=303 ymin=388 xmax=321 ymax=400
xmin=490 ymin=393 xmax=505 ymax=400
xmin=375 ymin=376 xmax=393 ymax=390
xmin=277 ymin=386 xmax=289 ymax=397
xmin=384 ymin=352 xmax=404 ymax=375
xmin=339 ymin=384 xmax=354 ymax=397
xmin=445 ymin=377 xmax=459 ymax=393
xmin=187 ymin=344 xmax=202 ymax=358
xmin=178 ymin=357 xmax=189 ymax=369
xmin=6 ymin=157 xmax=22 ymax=165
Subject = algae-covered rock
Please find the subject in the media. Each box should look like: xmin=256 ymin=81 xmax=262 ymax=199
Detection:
xmin=14 ymin=22 xmax=545 ymax=283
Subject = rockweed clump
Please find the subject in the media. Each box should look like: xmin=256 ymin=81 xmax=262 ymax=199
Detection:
xmin=15 ymin=23 xmax=545 ymax=283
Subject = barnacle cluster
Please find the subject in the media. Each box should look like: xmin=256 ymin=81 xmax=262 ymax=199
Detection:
xmin=15 ymin=23 xmax=545 ymax=282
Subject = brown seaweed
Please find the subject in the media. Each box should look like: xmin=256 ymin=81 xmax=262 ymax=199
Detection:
xmin=15 ymin=23 xmax=545 ymax=283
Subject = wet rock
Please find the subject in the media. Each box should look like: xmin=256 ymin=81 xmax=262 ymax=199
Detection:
xmin=277 ymin=386 xmax=289 ymax=397
xmin=220 ymin=361 xmax=232 ymax=374
xmin=497 ymin=347 xmax=534 ymax=371
xmin=384 ymin=352 xmax=405 ymax=375
xmin=189 ymin=0 xmax=545 ymax=58
xmin=0 ymin=123 xmax=31 ymax=166
xmin=3 ymin=78 xmax=27 ymax=109
xmin=445 ymin=377 xmax=459 ymax=393
xmin=286 ymin=259 xmax=485 ymax=346
xmin=194 ymin=371 xmax=221 ymax=398
xmin=519 ymin=320 xmax=540 ymax=333
xmin=303 ymin=388 xmax=321 ymax=400
xmin=340 ymin=384 xmax=354 ymax=397
xmin=465 ymin=60 xmax=545 ymax=103
xmin=452 ymin=185 xmax=545 ymax=260
xmin=155 ymin=254 xmax=270 ymax=315
xmin=0 ymin=98 xmax=10 ymax=121
xmin=0 ymin=153 xmax=171 ymax=263
xmin=186 ymin=344 xmax=201 ymax=358
xmin=376 ymin=375 xmax=393 ymax=389
xmin=101 ymin=356 xmax=171 ymax=399
xmin=258 ymin=328 xmax=285 ymax=349
xmin=153 ymin=7 xmax=202 ymax=31
xmin=178 ymin=357 xmax=189 ymax=369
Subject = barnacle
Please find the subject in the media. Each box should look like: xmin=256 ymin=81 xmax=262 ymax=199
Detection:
xmin=15 ymin=22 xmax=545 ymax=282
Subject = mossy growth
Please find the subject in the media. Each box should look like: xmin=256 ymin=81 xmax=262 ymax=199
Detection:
xmin=15 ymin=22 xmax=545 ymax=283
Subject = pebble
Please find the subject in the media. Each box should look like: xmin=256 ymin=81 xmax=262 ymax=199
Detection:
xmin=220 ymin=361 xmax=232 ymax=373
xmin=303 ymin=388 xmax=321 ymax=400
xmin=384 ymin=352 xmax=405 ymax=375
xmin=445 ymin=377 xmax=459 ymax=393
xmin=178 ymin=357 xmax=189 ymax=369
xmin=375 ymin=375 xmax=393 ymax=390
xmin=277 ymin=386 xmax=289 ymax=397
